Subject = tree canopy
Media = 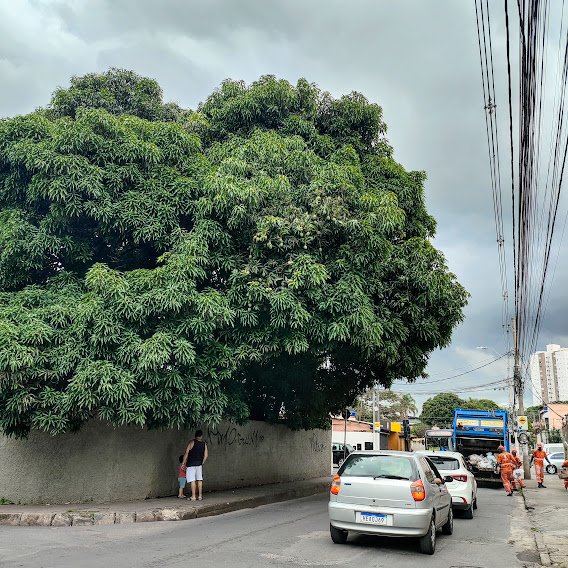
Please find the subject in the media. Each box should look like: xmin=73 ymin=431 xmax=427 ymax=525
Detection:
xmin=0 ymin=69 xmax=468 ymax=437
xmin=419 ymin=394 xmax=464 ymax=427
xmin=419 ymin=393 xmax=502 ymax=427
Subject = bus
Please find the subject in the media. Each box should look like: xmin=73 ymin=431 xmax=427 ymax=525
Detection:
xmin=424 ymin=429 xmax=455 ymax=451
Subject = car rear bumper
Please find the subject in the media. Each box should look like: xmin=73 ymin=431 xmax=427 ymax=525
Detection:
xmin=451 ymin=499 xmax=471 ymax=510
xmin=328 ymin=501 xmax=432 ymax=537
xmin=449 ymin=487 xmax=474 ymax=508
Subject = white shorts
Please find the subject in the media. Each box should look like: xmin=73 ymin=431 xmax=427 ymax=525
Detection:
xmin=186 ymin=465 xmax=203 ymax=482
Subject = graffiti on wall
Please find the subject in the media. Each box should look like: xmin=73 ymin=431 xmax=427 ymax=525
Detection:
xmin=207 ymin=426 xmax=265 ymax=450
xmin=309 ymin=433 xmax=326 ymax=453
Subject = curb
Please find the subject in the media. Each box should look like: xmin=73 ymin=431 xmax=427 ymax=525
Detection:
xmin=521 ymin=488 xmax=552 ymax=567
xmin=0 ymin=481 xmax=330 ymax=528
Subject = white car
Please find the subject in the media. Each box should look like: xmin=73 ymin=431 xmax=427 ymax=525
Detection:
xmin=417 ymin=451 xmax=477 ymax=519
xmin=545 ymin=451 xmax=566 ymax=475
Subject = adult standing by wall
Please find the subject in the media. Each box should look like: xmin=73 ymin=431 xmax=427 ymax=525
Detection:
xmin=183 ymin=430 xmax=208 ymax=501
xmin=530 ymin=442 xmax=551 ymax=488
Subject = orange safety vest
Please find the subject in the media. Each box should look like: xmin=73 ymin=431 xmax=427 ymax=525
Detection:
xmin=497 ymin=451 xmax=514 ymax=472
xmin=532 ymin=449 xmax=547 ymax=466
xmin=511 ymin=454 xmax=522 ymax=468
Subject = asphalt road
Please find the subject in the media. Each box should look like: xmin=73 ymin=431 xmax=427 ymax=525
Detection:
xmin=0 ymin=487 xmax=539 ymax=568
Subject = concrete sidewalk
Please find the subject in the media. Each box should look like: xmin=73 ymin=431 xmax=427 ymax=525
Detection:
xmin=0 ymin=476 xmax=332 ymax=527
xmin=522 ymin=471 xmax=568 ymax=567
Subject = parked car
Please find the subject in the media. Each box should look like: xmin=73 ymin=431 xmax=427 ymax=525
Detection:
xmin=328 ymin=450 xmax=453 ymax=555
xmin=332 ymin=443 xmax=354 ymax=466
xmin=416 ymin=451 xmax=478 ymax=519
xmin=543 ymin=444 xmax=563 ymax=456
xmin=545 ymin=451 xmax=566 ymax=475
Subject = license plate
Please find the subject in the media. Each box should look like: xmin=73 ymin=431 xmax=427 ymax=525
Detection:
xmin=357 ymin=512 xmax=388 ymax=525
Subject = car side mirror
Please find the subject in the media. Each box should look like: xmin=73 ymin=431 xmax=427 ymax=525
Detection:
xmin=444 ymin=475 xmax=454 ymax=483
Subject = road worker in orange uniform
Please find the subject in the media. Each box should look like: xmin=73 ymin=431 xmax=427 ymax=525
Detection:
xmin=496 ymin=445 xmax=515 ymax=496
xmin=562 ymin=458 xmax=568 ymax=493
xmin=530 ymin=442 xmax=551 ymax=488
xmin=510 ymin=449 xmax=526 ymax=490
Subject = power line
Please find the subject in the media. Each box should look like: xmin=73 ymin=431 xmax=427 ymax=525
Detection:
xmin=476 ymin=1 xmax=568 ymax=405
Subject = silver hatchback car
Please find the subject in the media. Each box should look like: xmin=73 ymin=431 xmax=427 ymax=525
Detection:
xmin=328 ymin=451 xmax=453 ymax=554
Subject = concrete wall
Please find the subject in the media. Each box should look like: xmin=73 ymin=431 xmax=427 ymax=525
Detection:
xmin=0 ymin=419 xmax=330 ymax=505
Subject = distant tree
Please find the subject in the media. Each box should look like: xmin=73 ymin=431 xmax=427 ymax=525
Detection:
xmin=461 ymin=398 xmax=501 ymax=411
xmin=419 ymin=393 xmax=464 ymax=427
xmin=353 ymin=393 xmax=373 ymax=422
xmin=411 ymin=422 xmax=429 ymax=438
xmin=546 ymin=428 xmax=563 ymax=443
xmin=378 ymin=391 xmax=418 ymax=421
xmin=0 ymin=72 xmax=469 ymax=437
xmin=351 ymin=390 xmax=417 ymax=422
xmin=526 ymin=405 xmax=542 ymax=417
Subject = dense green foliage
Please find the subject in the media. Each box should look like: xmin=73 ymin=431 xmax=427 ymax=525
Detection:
xmin=46 ymin=68 xmax=188 ymax=122
xmin=0 ymin=69 xmax=468 ymax=437
xmin=419 ymin=393 xmax=502 ymax=427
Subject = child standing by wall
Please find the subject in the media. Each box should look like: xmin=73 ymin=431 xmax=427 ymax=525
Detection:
xmin=178 ymin=455 xmax=187 ymax=498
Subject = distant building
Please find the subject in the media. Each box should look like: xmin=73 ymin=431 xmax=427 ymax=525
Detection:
xmin=538 ymin=403 xmax=568 ymax=431
xmin=331 ymin=417 xmax=407 ymax=451
xmin=530 ymin=344 xmax=568 ymax=404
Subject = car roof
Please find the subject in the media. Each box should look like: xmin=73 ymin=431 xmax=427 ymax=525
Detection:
xmin=349 ymin=450 xmax=417 ymax=458
xmin=415 ymin=450 xmax=465 ymax=459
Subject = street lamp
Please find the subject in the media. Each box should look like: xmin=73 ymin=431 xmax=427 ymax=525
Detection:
xmin=476 ymin=346 xmax=503 ymax=357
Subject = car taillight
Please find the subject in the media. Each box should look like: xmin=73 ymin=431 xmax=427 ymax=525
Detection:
xmin=410 ymin=479 xmax=425 ymax=501
xmin=453 ymin=475 xmax=468 ymax=482
xmin=330 ymin=474 xmax=341 ymax=495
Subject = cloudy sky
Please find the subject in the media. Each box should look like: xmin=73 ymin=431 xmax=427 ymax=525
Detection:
xmin=1 ymin=0 xmax=566 ymax=411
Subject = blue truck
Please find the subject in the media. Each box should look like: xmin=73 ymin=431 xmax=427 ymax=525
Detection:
xmin=453 ymin=408 xmax=509 ymax=483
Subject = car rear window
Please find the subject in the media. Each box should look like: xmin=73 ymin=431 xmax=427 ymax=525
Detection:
xmin=338 ymin=455 xmax=417 ymax=480
xmin=426 ymin=456 xmax=460 ymax=470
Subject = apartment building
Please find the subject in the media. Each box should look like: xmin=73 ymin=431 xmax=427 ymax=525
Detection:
xmin=530 ymin=344 xmax=568 ymax=404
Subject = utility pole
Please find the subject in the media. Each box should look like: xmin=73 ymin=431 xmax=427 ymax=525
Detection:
xmin=372 ymin=386 xmax=380 ymax=450
xmin=512 ymin=317 xmax=531 ymax=479
xmin=377 ymin=387 xmax=380 ymax=450
xmin=343 ymin=407 xmax=348 ymax=463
